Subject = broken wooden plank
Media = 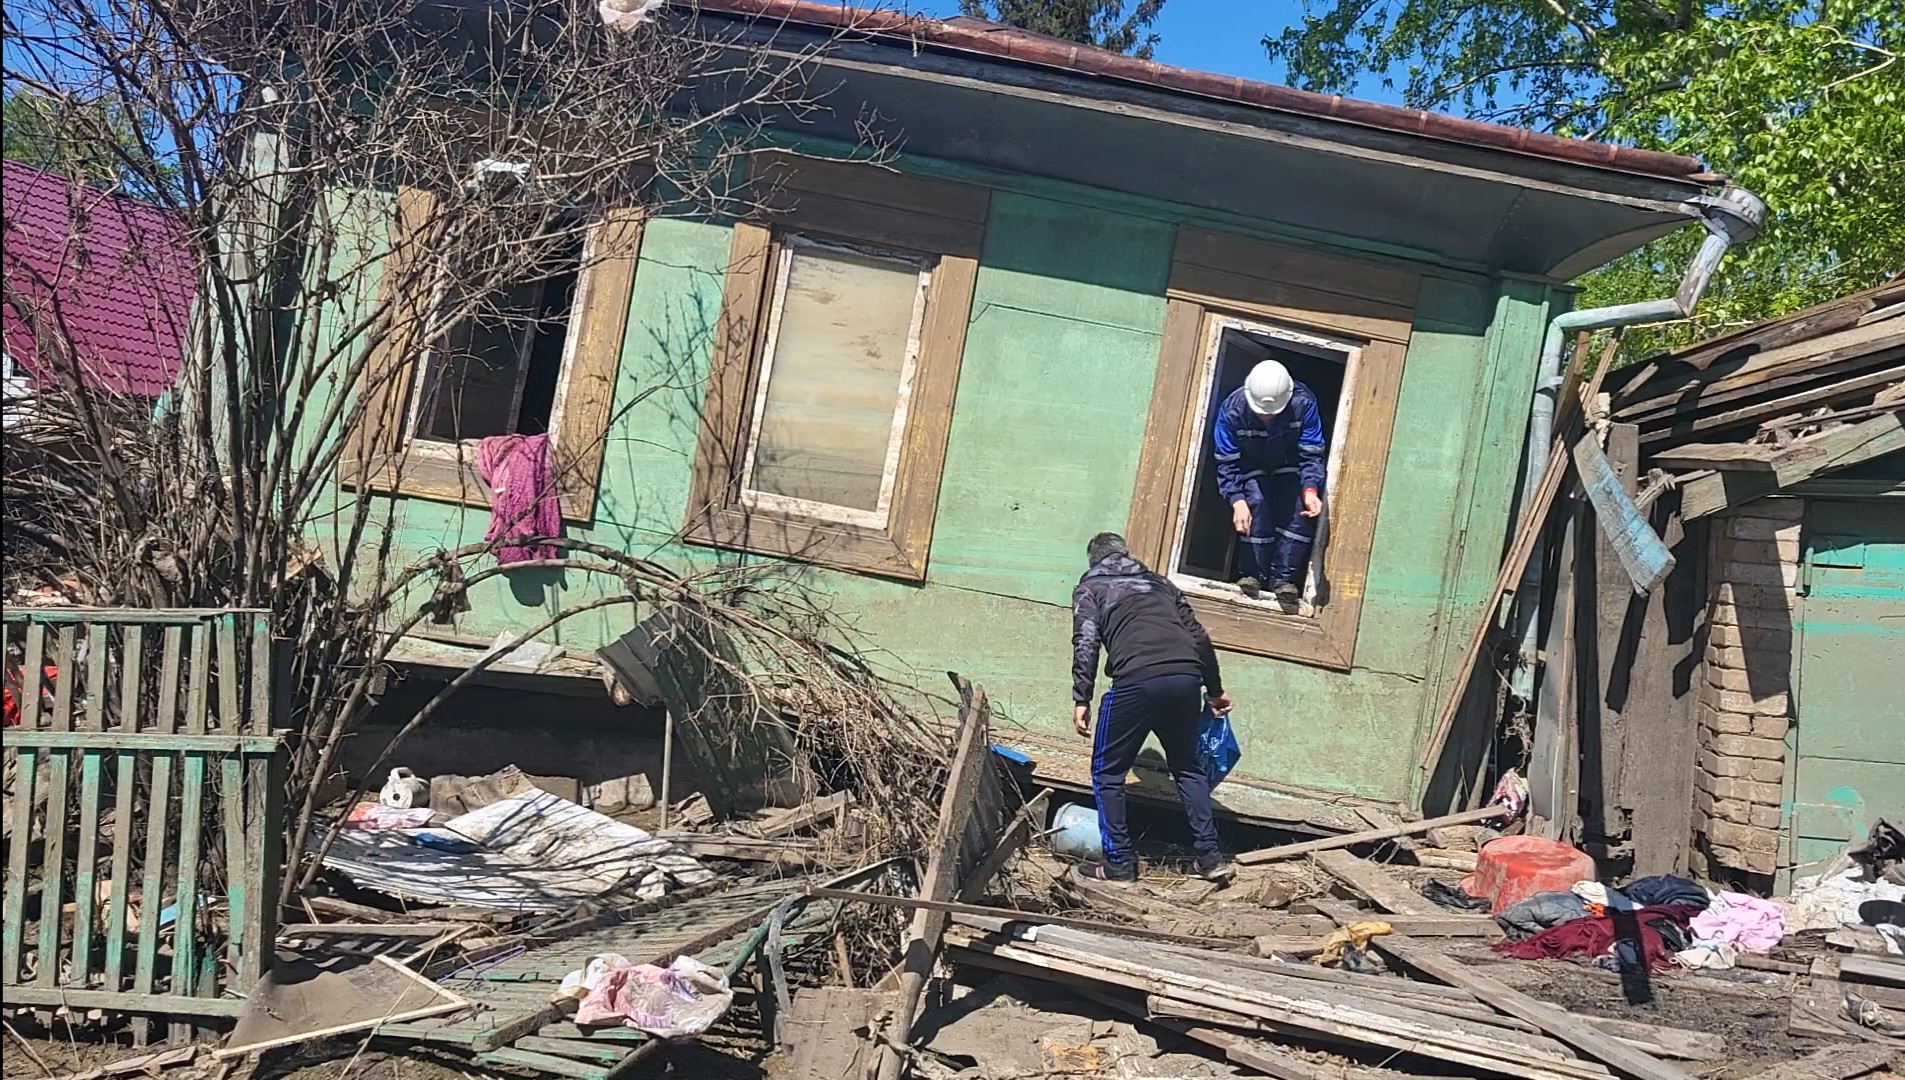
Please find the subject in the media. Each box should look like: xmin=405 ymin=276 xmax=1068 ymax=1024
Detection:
xmin=1152 ymin=972 xmax=1717 ymax=1064
xmin=814 ymin=888 xmax=1237 ymax=949
xmin=1412 ymin=848 xmax=1480 ymax=871
xmin=1238 ymin=806 xmax=1511 ymax=865
xmin=1648 ymin=442 xmax=1783 ymax=471
xmin=1840 ymin=955 xmax=1905 ymax=989
xmin=953 ymin=926 xmax=1614 ymax=1080
xmin=658 ymin=835 xmax=825 ymax=866
xmin=784 ymin=988 xmax=886 ymax=1079
xmin=1679 ymin=409 xmax=1904 ymax=519
xmin=875 ymin=675 xmax=993 ymax=1080
xmin=1308 ymin=899 xmax=1502 ymax=939
xmin=1374 ymin=935 xmax=1692 ymax=1080
xmin=1742 ymin=1044 xmax=1897 ymax=1080
xmin=759 ymin=791 xmax=853 ymax=839
xmin=1354 ymin=806 xmax=1419 ymax=851
xmin=1312 ymin=851 xmax=1440 ymax=915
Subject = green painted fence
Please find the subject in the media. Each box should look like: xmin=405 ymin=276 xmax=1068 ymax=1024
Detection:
xmin=1 ymin=609 xmax=284 ymax=1023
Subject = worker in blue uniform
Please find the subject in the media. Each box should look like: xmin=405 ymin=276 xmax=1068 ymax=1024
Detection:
xmin=1211 ymin=360 xmax=1326 ymax=600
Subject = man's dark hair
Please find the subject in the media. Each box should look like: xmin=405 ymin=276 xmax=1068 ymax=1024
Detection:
xmin=1086 ymin=532 xmax=1128 ymax=567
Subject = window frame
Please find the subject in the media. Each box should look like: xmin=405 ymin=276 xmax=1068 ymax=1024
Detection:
xmin=682 ymin=153 xmax=988 ymax=582
xmin=1126 ymin=229 xmax=1420 ymax=670
xmin=408 ymin=275 xmax=550 ymax=448
xmin=343 ymin=186 xmax=643 ymax=523
xmin=736 ymin=235 xmax=934 ymax=531
xmin=1164 ymin=315 xmax=1364 ymax=611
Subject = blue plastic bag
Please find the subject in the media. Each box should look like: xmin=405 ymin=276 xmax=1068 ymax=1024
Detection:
xmin=1197 ymin=705 xmax=1241 ymax=788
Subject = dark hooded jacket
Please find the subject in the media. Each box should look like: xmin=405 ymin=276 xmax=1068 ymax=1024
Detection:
xmin=1070 ymin=552 xmax=1223 ymax=705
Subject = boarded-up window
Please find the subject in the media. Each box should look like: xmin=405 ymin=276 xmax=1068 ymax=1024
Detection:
xmin=683 ymin=155 xmax=989 ymax=582
xmin=742 ymin=238 xmax=929 ymax=524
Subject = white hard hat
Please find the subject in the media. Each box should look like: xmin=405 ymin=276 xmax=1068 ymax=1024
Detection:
xmin=1243 ymin=360 xmax=1294 ymax=415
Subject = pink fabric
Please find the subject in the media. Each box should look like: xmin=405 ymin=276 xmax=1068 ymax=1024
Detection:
xmin=476 ymin=433 xmax=560 ymax=564
xmin=573 ymin=957 xmax=733 ymax=1036
xmin=1690 ymin=890 xmax=1787 ymax=953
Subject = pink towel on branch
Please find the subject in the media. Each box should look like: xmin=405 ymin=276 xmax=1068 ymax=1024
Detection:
xmin=476 ymin=433 xmax=560 ymax=564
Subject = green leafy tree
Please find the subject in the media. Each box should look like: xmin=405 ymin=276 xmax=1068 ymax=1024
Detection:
xmin=1266 ymin=0 xmax=1904 ymax=353
xmin=3 ymin=87 xmax=176 ymax=196
xmin=958 ymin=0 xmax=1166 ymax=59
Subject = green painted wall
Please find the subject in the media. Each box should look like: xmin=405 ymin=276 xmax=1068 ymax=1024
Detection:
xmin=318 ymin=167 xmax=1553 ymax=803
xmin=1789 ymin=498 xmax=1905 ymax=869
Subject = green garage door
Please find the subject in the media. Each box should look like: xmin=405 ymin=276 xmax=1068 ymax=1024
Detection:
xmin=1791 ymin=499 xmax=1905 ymax=870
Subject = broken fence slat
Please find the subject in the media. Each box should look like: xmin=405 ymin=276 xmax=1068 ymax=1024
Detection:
xmin=1237 ymin=805 xmax=1509 ymax=865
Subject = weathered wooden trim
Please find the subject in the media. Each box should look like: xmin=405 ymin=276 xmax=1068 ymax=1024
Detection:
xmin=684 ymin=169 xmax=987 ymax=581
xmin=345 ymin=193 xmax=640 ymax=522
xmin=0 ymin=987 xmax=250 ymax=1017
xmin=752 ymin=150 xmax=990 ymax=259
xmin=345 ymin=186 xmax=438 ymax=491
xmin=553 ymin=209 xmax=643 ymax=521
xmin=1126 ymin=239 xmax=1416 ymax=669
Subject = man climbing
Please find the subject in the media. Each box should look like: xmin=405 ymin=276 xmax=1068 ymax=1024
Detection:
xmin=1070 ymin=531 xmax=1234 ymax=884
xmin=1212 ymin=359 xmax=1326 ymax=601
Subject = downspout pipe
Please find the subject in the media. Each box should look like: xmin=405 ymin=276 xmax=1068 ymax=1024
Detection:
xmin=1506 ymin=185 xmax=1765 ymax=704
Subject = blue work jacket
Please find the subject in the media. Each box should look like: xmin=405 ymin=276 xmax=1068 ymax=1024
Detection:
xmin=1211 ymin=383 xmax=1327 ymax=504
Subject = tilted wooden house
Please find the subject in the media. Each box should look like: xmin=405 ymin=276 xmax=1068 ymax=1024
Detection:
xmin=318 ymin=0 xmax=1749 ymax=818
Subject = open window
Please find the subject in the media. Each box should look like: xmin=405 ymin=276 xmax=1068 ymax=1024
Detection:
xmin=1127 ymin=229 xmax=1419 ymax=670
xmin=410 ymin=234 xmax=581 ymax=445
xmin=684 ymin=154 xmax=988 ymax=581
xmin=1170 ymin=319 xmax=1359 ymax=610
xmin=345 ymin=188 xmax=644 ymax=521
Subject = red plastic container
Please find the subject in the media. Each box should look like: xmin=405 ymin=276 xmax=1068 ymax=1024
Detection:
xmin=1460 ymin=835 xmax=1595 ymax=914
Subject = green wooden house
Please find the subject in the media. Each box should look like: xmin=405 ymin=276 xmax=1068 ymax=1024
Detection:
xmin=330 ymin=0 xmax=1734 ymax=810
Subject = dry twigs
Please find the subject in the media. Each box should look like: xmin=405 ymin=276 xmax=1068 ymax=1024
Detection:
xmin=0 ymin=0 xmax=919 ymax=906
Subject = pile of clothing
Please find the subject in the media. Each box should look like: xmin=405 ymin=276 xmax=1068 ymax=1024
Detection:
xmin=1491 ymin=876 xmax=1718 ymax=974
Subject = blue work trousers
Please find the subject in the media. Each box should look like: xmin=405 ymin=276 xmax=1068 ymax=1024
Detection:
xmin=1235 ymin=472 xmax=1316 ymax=586
xmin=1091 ymin=673 xmax=1220 ymax=867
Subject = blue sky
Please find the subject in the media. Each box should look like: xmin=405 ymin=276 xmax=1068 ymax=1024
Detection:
xmin=908 ymin=0 xmax=1412 ymax=106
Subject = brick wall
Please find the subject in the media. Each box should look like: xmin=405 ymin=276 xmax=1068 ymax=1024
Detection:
xmin=1693 ymin=497 xmax=1801 ymax=876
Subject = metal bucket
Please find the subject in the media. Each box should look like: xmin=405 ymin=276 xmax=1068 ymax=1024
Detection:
xmin=1049 ymin=802 xmax=1103 ymax=862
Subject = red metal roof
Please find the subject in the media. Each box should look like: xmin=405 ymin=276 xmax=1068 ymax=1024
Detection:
xmin=701 ymin=0 xmax=1709 ymax=185
xmin=2 ymin=161 xmax=194 ymax=398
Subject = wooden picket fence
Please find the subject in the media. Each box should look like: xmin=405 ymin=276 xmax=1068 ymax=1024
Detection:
xmin=2 ymin=608 xmax=284 ymax=1023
